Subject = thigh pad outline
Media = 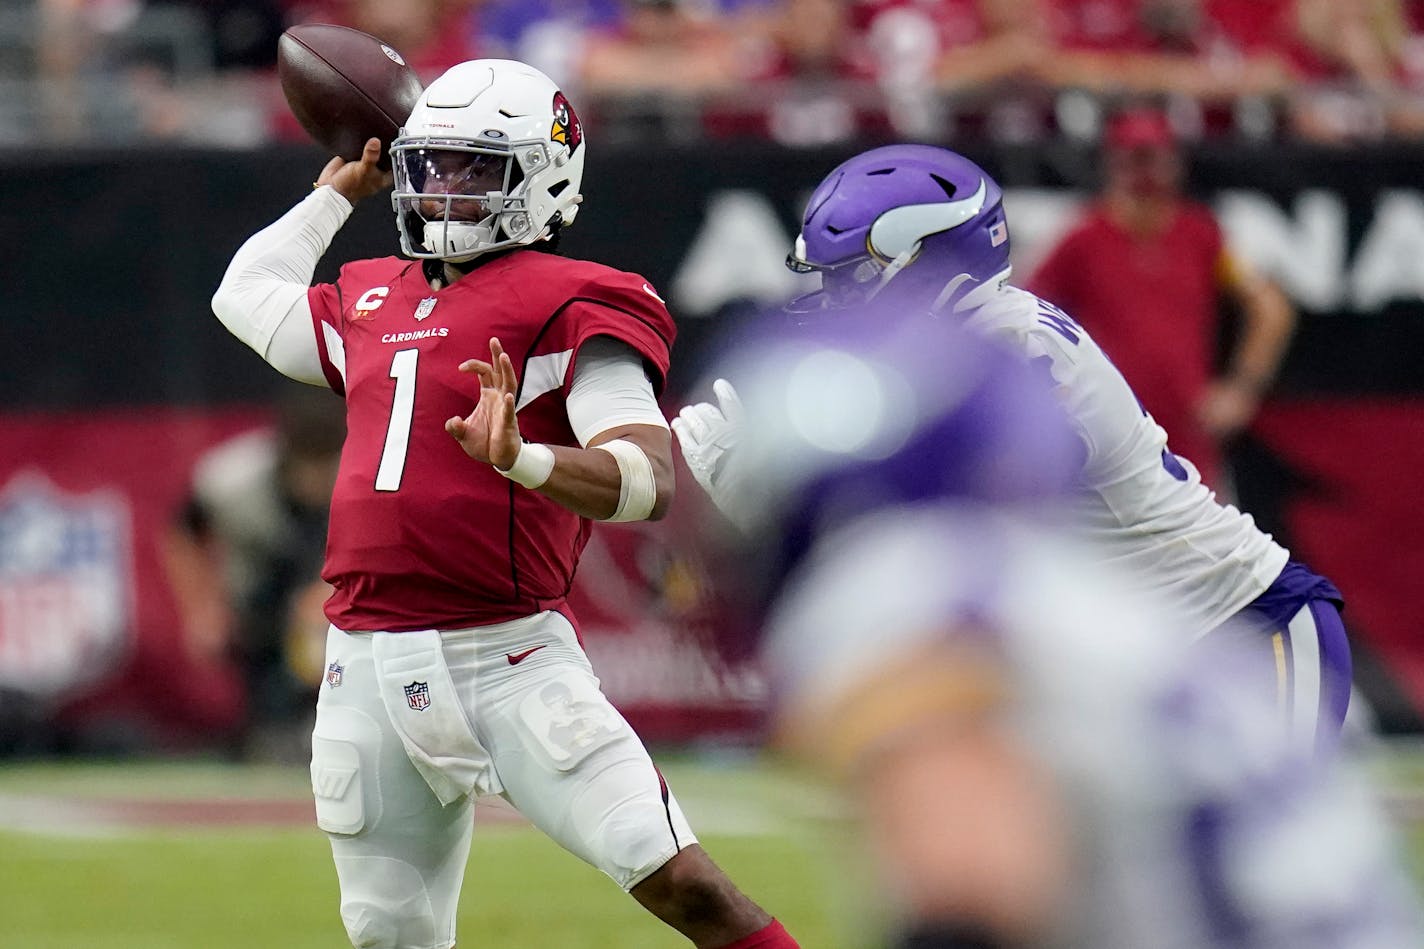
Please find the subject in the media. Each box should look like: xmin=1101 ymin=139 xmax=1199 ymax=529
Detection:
xmin=515 ymin=672 xmax=623 ymax=773
xmin=311 ymin=706 xmax=384 ymax=836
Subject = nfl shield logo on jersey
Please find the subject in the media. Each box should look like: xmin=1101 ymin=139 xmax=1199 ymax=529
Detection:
xmin=325 ymin=661 xmax=344 ymax=688
xmin=404 ymin=680 xmax=431 ymax=711
xmin=414 ymin=297 xmax=437 ymax=321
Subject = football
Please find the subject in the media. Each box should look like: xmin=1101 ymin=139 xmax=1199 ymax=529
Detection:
xmin=277 ymin=24 xmax=424 ymax=171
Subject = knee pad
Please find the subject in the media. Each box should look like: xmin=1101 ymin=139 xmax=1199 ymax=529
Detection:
xmin=336 ymin=856 xmax=439 ymax=949
xmin=312 ymin=706 xmax=384 ymax=836
xmin=590 ymin=762 xmax=695 ymax=889
xmin=595 ymin=795 xmax=680 ymax=889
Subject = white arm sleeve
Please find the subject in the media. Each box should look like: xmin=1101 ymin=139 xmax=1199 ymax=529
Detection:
xmin=566 ymin=337 xmax=669 ymax=447
xmin=210 ymin=186 xmax=353 ymax=387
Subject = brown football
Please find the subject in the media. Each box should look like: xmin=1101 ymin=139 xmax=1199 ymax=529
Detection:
xmin=277 ymin=24 xmax=424 ymax=171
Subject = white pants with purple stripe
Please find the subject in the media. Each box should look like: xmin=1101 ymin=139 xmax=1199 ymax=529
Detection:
xmin=1219 ymin=598 xmax=1353 ymax=757
xmin=1276 ymin=599 xmax=1352 ymax=754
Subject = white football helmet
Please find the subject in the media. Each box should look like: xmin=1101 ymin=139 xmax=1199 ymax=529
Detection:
xmin=391 ymin=60 xmax=586 ymax=262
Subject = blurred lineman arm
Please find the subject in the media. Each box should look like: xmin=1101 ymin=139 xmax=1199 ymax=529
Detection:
xmin=778 ymin=641 xmax=1068 ymax=949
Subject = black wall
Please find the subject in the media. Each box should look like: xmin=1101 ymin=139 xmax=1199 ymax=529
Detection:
xmin=4 ymin=142 xmax=1423 ymax=408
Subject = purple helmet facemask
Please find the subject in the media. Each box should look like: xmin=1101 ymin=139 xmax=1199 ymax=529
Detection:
xmin=787 ymin=145 xmax=1012 ymax=314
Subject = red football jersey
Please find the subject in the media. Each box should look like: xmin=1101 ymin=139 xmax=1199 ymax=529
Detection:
xmin=307 ymin=250 xmax=676 ymax=633
xmin=1028 ymin=200 xmax=1225 ymax=483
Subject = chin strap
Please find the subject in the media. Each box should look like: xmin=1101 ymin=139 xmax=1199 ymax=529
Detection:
xmin=865 ymin=249 xmax=917 ymax=301
xmin=930 ymin=274 xmax=975 ymax=314
xmin=428 ymin=223 xmax=555 ymax=285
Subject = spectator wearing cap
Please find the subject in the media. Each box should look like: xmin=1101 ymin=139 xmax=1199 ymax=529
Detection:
xmin=1028 ymin=108 xmax=1296 ymax=489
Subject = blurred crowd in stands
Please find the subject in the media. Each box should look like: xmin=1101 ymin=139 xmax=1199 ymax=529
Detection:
xmin=14 ymin=0 xmax=1424 ymax=147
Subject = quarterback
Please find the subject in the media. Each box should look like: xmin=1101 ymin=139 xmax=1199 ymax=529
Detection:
xmin=213 ymin=60 xmax=798 ymax=949
xmin=676 ymin=144 xmax=1350 ymax=756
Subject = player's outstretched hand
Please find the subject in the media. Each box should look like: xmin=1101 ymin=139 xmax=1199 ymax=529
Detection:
xmin=672 ymin=378 xmax=745 ymax=521
xmin=446 ymin=337 xmax=523 ymax=471
xmin=315 ymin=137 xmax=392 ymax=204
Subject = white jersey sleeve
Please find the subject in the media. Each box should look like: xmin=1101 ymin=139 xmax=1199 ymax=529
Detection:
xmin=566 ymin=336 xmax=670 ymax=447
xmin=962 ymin=287 xmax=1288 ymax=632
xmin=211 ymin=186 xmax=353 ymax=387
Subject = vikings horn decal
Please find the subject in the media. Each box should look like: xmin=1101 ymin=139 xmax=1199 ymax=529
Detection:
xmin=868 ymin=180 xmax=989 ymax=262
xmin=550 ymin=91 xmax=582 ymax=155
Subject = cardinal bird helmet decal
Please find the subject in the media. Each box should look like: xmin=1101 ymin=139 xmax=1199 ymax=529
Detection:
xmin=550 ymin=90 xmax=582 ymax=155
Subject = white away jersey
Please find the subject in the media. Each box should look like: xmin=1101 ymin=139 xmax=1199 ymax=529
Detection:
xmin=962 ymin=286 xmax=1288 ymax=632
xmin=766 ymin=506 xmax=1420 ymax=949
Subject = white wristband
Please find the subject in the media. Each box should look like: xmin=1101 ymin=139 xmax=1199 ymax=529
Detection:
xmin=498 ymin=442 xmax=556 ymax=489
xmin=594 ymin=438 xmax=658 ymax=522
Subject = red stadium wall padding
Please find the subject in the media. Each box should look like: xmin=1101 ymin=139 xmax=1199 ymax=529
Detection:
xmin=5 ymin=399 xmax=1418 ymax=746
xmin=560 ymin=470 xmax=768 ymax=743
xmin=0 ymin=410 xmax=765 ymax=749
xmin=1253 ymin=400 xmax=1424 ymax=713
xmin=0 ymin=410 xmax=269 ymax=745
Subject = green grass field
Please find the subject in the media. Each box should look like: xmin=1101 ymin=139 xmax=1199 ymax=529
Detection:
xmin=0 ymin=757 xmax=876 ymax=949
xmin=2 ymin=750 xmax=1423 ymax=948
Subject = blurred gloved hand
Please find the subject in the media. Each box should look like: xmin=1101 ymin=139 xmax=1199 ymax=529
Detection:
xmin=672 ymin=378 xmax=744 ymax=524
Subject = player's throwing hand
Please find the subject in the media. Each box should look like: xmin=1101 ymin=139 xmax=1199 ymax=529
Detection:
xmin=315 ymin=137 xmax=393 ymax=204
xmin=446 ymin=337 xmax=523 ymax=471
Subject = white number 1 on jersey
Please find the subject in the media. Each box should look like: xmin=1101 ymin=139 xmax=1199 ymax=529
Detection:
xmin=375 ymin=348 xmax=419 ymax=492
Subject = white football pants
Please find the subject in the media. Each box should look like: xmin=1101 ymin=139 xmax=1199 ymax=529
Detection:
xmin=309 ymin=610 xmax=696 ymax=949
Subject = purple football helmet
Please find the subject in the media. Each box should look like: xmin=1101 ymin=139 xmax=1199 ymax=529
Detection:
xmin=697 ymin=299 xmax=1082 ymax=656
xmin=786 ymin=144 xmax=1011 ymax=313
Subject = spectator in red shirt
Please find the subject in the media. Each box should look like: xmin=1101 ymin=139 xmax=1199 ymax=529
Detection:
xmin=281 ymin=0 xmax=479 ymax=77
xmin=1286 ymin=0 xmax=1409 ymax=140
xmin=1039 ymin=0 xmax=1296 ymax=104
xmin=1210 ymin=0 xmax=1412 ymax=141
xmin=911 ymin=0 xmax=1048 ymax=91
xmin=273 ymin=0 xmax=479 ymax=142
xmin=579 ymin=0 xmax=745 ymax=95
xmin=1028 ymin=108 xmax=1296 ymax=488
xmin=696 ymin=0 xmax=889 ymax=143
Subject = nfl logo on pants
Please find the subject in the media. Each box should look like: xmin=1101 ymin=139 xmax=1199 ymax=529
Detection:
xmin=404 ymin=680 xmax=431 ymax=711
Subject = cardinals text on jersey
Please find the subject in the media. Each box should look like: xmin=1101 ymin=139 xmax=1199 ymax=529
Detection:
xmin=306 ymin=250 xmax=676 ymax=633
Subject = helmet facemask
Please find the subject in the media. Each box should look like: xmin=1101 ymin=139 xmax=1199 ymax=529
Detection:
xmin=391 ymin=135 xmax=556 ymax=262
xmin=785 ymin=234 xmax=919 ymax=312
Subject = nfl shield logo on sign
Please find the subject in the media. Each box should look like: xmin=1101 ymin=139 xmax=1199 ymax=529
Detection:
xmin=325 ymin=661 xmax=344 ymax=688
xmin=0 ymin=472 xmax=132 ymax=698
xmin=414 ymin=297 xmax=437 ymax=321
xmin=404 ymin=680 xmax=431 ymax=711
